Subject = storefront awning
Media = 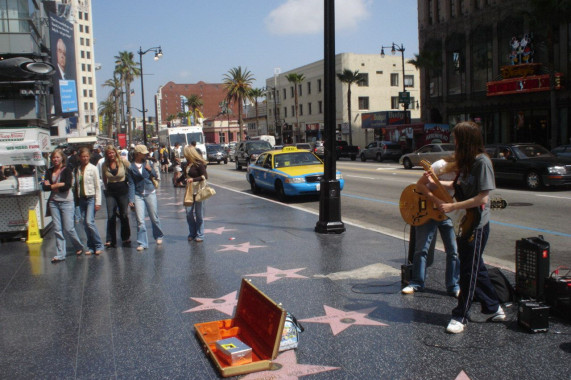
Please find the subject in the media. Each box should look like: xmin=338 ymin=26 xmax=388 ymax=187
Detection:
xmin=0 ymin=140 xmax=46 ymax=166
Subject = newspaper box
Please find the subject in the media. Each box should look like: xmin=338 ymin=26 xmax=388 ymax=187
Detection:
xmin=194 ymin=279 xmax=286 ymax=377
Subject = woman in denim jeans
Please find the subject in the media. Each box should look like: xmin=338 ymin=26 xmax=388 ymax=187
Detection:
xmin=127 ymin=145 xmax=164 ymax=251
xmin=75 ymin=147 xmax=104 ymax=255
xmin=43 ymin=149 xmax=84 ymax=262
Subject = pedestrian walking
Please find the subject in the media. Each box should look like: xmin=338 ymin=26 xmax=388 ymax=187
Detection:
xmin=74 ymin=147 xmax=104 ymax=255
xmin=177 ymin=145 xmax=208 ymax=242
xmin=42 ymin=148 xmax=84 ymax=262
xmin=127 ymin=145 xmax=164 ymax=251
xmin=101 ymin=145 xmax=131 ymax=248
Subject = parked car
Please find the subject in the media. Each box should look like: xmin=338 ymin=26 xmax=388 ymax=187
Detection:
xmin=311 ymin=141 xmax=324 ymax=158
xmin=399 ymin=143 xmax=455 ymax=169
xmin=226 ymin=142 xmax=237 ymax=162
xmin=246 ymin=146 xmax=344 ymax=202
xmin=335 ymin=140 xmax=359 ymax=161
xmin=205 ymin=144 xmax=228 ymax=164
xmin=234 ymin=140 xmax=273 ymax=170
xmin=551 ymin=144 xmax=571 ymax=158
xmin=295 ymin=143 xmax=312 ymax=150
xmin=360 ymin=141 xmax=402 ymax=162
xmin=485 ymin=143 xmax=571 ymax=190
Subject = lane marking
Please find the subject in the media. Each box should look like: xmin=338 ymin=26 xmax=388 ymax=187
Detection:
xmin=535 ymin=194 xmax=571 ymax=200
xmin=345 ymin=175 xmax=375 ymax=180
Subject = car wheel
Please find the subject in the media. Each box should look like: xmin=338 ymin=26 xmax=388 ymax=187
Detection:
xmin=223 ymin=159 xmax=228 ymax=164
xmin=235 ymin=160 xmax=242 ymax=170
xmin=249 ymin=175 xmax=260 ymax=194
xmin=525 ymin=170 xmax=542 ymax=190
xmin=360 ymin=154 xmax=366 ymax=162
xmin=403 ymin=157 xmax=412 ymax=169
xmin=376 ymin=153 xmax=383 ymax=162
xmin=276 ymin=180 xmax=287 ymax=202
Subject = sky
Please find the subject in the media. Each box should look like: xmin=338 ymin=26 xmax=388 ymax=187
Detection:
xmin=92 ymin=0 xmax=419 ymax=118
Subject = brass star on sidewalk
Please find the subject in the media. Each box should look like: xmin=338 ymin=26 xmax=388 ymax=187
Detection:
xmin=240 ymin=350 xmax=340 ymax=380
xmin=182 ymin=291 xmax=237 ymax=316
xmin=217 ymin=242 xmax=266 ymax=253
xmin=299 ymin=305 xmax=387 ymax=336
xmin=205 ymin=226 xmax=237 ymax=235
xmin=246 ymin=266 xmax=308 ymax=284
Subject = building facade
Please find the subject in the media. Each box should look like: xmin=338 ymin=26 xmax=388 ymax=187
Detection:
xmin=417 ymin=0 xmax=571 ymax=148
xmin=265 ymin=53 xmax=421 ymax=147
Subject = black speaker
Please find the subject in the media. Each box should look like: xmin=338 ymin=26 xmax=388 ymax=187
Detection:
xmin=515 ymin=236 xmax=550 ymax=299
xmin=518 ymin=301 xmax=549 ymax=333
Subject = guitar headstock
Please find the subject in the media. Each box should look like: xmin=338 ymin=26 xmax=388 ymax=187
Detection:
xmin=490 ymin=197 xmax=508 ymax=209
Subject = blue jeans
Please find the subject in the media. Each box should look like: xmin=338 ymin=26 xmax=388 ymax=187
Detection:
xmin=49 ymin=200 xmax=84 ymax=260
xmin=134 ymin=192 xmax=164 ymax=248
xmin=410 ymin=218 xmax=460 ymax=293
xmin=186 ymin=200 xmax=205 ymax=240
xmin=78 ymin=197 xmax=104 ymax=252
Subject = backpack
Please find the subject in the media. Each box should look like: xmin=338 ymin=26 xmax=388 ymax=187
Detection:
xmin=488 ymin=267 xmax=515 ymax=303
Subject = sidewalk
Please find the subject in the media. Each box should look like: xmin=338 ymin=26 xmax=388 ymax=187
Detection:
xmin=0 ymin=179 xmax=569 ymax=379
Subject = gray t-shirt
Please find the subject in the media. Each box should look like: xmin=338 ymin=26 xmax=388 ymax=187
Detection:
xmin=455 ymin=154 xmax=495 ymax=228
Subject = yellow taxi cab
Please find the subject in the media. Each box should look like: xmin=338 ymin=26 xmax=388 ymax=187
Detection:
xmin=246 ymin=146 xmax=344 ymax=202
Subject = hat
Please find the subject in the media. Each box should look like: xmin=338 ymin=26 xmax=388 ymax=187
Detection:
xmin=130 ymin=144 xmax=135 ymax=148
xmin=134 ymin=145 xmax=149 ymax=155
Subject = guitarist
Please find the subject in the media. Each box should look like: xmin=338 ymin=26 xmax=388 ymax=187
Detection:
xmin=434 ymin=121 xmax=505 ymax=334
xmin=401 ymin=157 xmax=460 ymax=298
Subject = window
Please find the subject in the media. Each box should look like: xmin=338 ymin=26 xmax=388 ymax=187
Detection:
xmin=291 ymin=105 xmax=295 ymax=116
xmin=307 ymin=82 xmax=311 ymax=94
xmin=88 ymin=77 xmax=92 ymax=85
xmin=88 ymin=64 xmax=91 ymax=72
xmin=390 ymin=73 xmax=399 ymax=86
xmin=391 ymin=96 xmax=399 ymax=109
xmin=87 ymin=51 xmax=91 ymax=59
xmin=86 ymin=38 xmax=90 ymax=46
xmin=82 ymin=77 xmax=86 ymax=84
xmin=318 ymin=79 xmax=322 ymax=92
xmin=284 ymin=107 xmax=287 ymax=118
xmin=81 ymin=63 xmax=86 ymax=71
xmin=84 ymin=115 xmax=89 ymax=123
xmin=79 ymin=12 xmax=83 ymax=20
xmin=358 ymin=73 xmax=369 ymax=87
xmin=80 ymin=37 xmax=84 ymax=45
xmin=81 ymin=50 xmax=85 ymax=58
xmin=89 ymin=90 xmax=93 ymax=97
xmin=298 ymin=84 xmax=302 ymax=96
xmin=86 ymin=26 xmax=89 ymax=33
xmin=83 ymin=89 xmax=87 ymax=97
xmin=79 ymin=24 xmax=83 ymax=32
xmin=299 ymin=104 xmax=303 ymax=116
xmin=318 ymin=101 xmax=323 ymax=114
xmin=404 ymin=75 xmax=415 ymax=88
xmin=358 ymin=97 xmax=369 ymax=110
xmin=85 ymin=13 xmax=89 ymax=21
xmin=308 ymin=102 xmax=312 ymax=115
xmin=290 ymin=87 xmax=294 ymax=97
xmin=84 ymin=102 xmax=88 ymax=110
xmin=283 ymin=89 xmax=286 ymax=99
xmin=89 ymin=103 xmax=94 ymax=110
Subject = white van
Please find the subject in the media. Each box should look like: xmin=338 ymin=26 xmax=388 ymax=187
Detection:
xmin=249 ymin=135 xmax=275 ymax=147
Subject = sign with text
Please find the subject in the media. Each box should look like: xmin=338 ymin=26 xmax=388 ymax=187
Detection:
xmin=361 ymin=111 xmax=411 ymax=129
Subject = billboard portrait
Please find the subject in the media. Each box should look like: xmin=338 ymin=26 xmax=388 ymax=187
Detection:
xmin=48 ymin=11 xmax=78 ymax=116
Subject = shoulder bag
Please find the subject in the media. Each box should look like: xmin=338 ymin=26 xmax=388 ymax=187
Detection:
xmin=194 ymin=175 xmax=216 ymax=202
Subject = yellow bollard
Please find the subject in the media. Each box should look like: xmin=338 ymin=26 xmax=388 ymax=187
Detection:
xmin=27 ymin=208 xmax=43 ymax=244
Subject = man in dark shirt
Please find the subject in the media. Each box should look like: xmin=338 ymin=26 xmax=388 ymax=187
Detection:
xmin=90 ymin=145 xmax=102 ymax=165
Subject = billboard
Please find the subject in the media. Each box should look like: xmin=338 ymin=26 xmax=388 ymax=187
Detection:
xmin=48 ymin=11 xmax=78 ymax=116
xmin=361 ymin=111 xmax=411 ymax=129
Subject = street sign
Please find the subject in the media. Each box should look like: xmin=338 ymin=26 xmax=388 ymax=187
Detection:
xmin=398 ymin=91 xmax=410 ymax=105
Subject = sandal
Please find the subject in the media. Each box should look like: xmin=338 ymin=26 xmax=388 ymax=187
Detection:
xmin=51 ymin=257 xmax=65 ymax=263
xmin=94 ymin=250 xmax=103 ymax=255
xmin=85 ymin=251 xmax=92 ymax=255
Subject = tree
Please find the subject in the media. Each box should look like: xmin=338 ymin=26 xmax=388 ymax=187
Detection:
xmin=102 ymin=75 xmax=122 ymax=139
xmin=114 ymin=51 xmax=140 ymax=145
xmin=285 ymin=73 xmax=305 ymax=143
xmin=247 ymin=88 xmax=264 ymax=133
xmin=98 ymin=99 xmax=116 ymax=137
xmin=525 ymin=0 xmax=571 ymax=148
xmin=223 ymin=66 xmax=254 ymax=141
xmin=336 ymin=69 xmax=363 ymax=146
xmin=185 ymin=94 xmax=204 ymax=126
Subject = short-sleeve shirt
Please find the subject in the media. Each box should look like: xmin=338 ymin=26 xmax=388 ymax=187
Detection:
xmin=455 ymin=154 xmax=495 ymax=228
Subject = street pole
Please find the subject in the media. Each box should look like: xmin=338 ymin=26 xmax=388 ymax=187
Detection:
xmin=381 ymin=43 xmax=408 ymax=125
xmin=315 ymin=0 xmax=345 ymax=234
xmin=138 ymin=46 xmax=162 ymax=146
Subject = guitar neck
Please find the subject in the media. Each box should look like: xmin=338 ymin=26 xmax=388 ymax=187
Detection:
xmin=420 ymin=160 xmax=454 ymax=203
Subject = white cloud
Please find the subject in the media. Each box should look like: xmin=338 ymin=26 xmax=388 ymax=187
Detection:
xmin=265 ymin=0 xmax=371 ymax=36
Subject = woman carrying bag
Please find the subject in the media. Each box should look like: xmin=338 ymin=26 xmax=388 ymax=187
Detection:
xmin=42 ymin=148 xmax=84 ymax=262
xmin=101 ymin=145 xmax=131 ymax=248
xmin=177 ymin=145 xmax=209 ymax=242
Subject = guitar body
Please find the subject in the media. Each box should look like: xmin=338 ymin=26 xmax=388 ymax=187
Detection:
xmin=457 ymin=208 xmax=481 ymax=242
xmin=399 ymin=184 xmax=448 ymax=226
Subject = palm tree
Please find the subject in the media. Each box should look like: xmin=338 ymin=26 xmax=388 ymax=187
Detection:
xmin=285 ymin=73 xmax=305 ymax=143
xmin=336 ymin=69 xmax=363 ymax=146
xmin=223 ymin=66 xmax=254 ymax=141
xmin=247 ymin=88 xmax=264 ymax=133
xmin=114 ymin=51 xmax=140 ymax=145
xmin=102 ymin=75 xmax=122 ymax=139
xmin=185 ymin=94 xmax=204 ymax=126
xmin=98 ymin=99 xmax=116 ymax=137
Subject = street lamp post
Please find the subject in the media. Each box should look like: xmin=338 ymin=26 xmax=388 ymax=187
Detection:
xmin=380 ymin=43 xmax=409 ymax=126
xmin=138 ymin=46 xmax=163 ymax=146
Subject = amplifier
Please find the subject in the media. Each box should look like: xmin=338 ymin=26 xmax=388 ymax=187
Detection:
xmin=518 ymin=301 xmax=549 ymax=333
xmin=515 ymin=236 xmax=550 ymax=299
xmin=544 ymin=275 xmax=571 ymax=321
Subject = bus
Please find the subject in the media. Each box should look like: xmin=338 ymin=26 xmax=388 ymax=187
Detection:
xmin=158 ymin=126 xmax=207 ymax=160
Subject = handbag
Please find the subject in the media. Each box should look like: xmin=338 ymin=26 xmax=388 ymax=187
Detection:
xmin=150 ymin=177 xmax=159 ymax=189
xmin=183 ymin=182 xmax=194 ymax=206
xmin=194 ymin=176 xmax=216 ymax=202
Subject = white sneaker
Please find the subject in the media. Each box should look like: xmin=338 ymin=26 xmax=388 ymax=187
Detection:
xmin=488 ymin=306 xmax=506 ymax=322
xmin=136 ymin=246 xmax=145 ymax=251
xmin=446 ymin=319 xmax=465 ymax=334
xmin=401 ymin=285 xmax=416 ymax=294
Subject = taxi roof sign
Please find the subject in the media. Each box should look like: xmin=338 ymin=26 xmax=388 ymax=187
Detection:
xmin=282 ymin=146 xmax=298 ymax=152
